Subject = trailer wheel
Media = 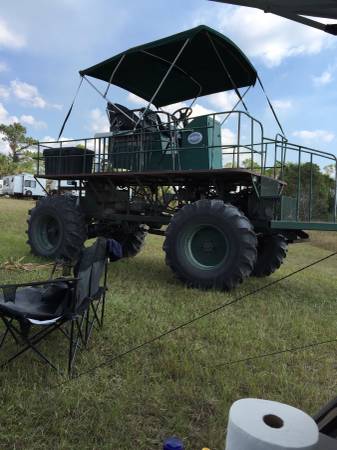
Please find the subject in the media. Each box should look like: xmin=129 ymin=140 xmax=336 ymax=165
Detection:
xmin=27 ymin=195 xmax=87 ymax=260
xmin=163 ymin=200 xmax=257 ymax=290
xmin=110 ymin=225 xmax=148 ymax=258
xmin=252 ymin=234 xmax=288 ymax=277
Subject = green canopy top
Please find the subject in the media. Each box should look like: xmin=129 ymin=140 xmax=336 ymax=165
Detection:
xmin=80 ymin=25 xmax=257 ymax=107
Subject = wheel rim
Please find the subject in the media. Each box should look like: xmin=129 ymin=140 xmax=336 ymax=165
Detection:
xmin=35 ymin=214 xmax=62 ymax=252
xmin=182 ymin=224 xmax=229 ymax=270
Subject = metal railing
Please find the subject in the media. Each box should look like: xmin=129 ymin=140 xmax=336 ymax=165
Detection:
xmin=35 ymin=110 xmax=337 ymax=224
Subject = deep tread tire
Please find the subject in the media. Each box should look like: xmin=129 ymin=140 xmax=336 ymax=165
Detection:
xmin=163 ymin=200 xmax=257 ymax=290
xmin=110 ymin=225 xmax=148 ymax=258
xmin=252 ymin=234 xmax=288 ymax=277
xmin=27 ymin=195 xmax=87 ymax=260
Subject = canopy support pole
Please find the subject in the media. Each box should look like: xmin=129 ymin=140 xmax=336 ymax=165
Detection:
xmin=134 ymin=37 xmax=190 ymax=129
xmin=83 ymin=75 xmax=136 ymax=125
xmin=207 ymin=32 xmax=249 ymax=113
xmin=103 ymin=54 xmax=126 ymax=98
xmin=220 ymin=85 xmax=251 ymax=126
xmin=257 ymin=75 xmax=286 ymax=138
xmin=141 ymin=50 xmax=203 ymax=99
xmin=57 ymin=76 xmax=84 ymax=142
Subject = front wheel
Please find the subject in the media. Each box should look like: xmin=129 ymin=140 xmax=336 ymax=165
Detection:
xmin=163 ymin=200 xmax=257 ymax=290
xmin=27 ymin=195 xmax=87 ymax=260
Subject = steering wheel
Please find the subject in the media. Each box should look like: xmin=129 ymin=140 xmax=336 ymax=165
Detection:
xmin=172 ymin=107 xmax=193 ymax=126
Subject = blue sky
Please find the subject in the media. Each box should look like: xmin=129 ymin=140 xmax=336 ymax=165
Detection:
xmin=0 ymin=0 xmax=336 ymax=156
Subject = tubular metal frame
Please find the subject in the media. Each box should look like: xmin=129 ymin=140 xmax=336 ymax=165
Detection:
xmin=36 ymin=108 xmax=337 ymax=229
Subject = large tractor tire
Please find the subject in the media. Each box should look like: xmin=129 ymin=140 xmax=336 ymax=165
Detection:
xmin=110 ymin=225 xmax=148 ymax=258
xmin=27 ymin=195 xmax=87 ymax=260
xmin=252 ymin=234 xmax=288 ymax=277
xmin=163 ymin=200 xmax=257 ymax=290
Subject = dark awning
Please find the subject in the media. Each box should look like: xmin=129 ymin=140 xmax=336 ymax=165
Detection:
xmin=80 ymin=25 xmax=257 ymax=107
xmin=210 ymin=1 xmax=337 ymax=35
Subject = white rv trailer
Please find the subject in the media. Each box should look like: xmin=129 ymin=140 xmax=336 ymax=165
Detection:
xmin=2 ymin=173 xmax=47 ymax=198
xmin=0 ymin=179 xmax=3 ymax=196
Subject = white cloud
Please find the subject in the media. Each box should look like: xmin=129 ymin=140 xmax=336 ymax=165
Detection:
xmin=0 ymin=102 xmax=18 ymax=125
xmin=293 ymin=129 xmax=335 ymax=143
xmin=192 ymin=5 xmax=333 ymax=67
xmin=0 ymin=102 xmax=46 ymax=130
xmin=0 ymin=106 xmax=47 ymax=152
xmin=208 ymin=91 xmax=238 ymax=111
xmin=127 ymin=94 xmax=215 ymax=118
xmin=89 ymin=108 xmax=109 ymax=133
xmin=164 ymin=101 xmax=214 ymax=118
xmin=0 ymin=85 xmax=10 ymax=100
xmin=0 ymin=103 xmax=17 ymax=154
xmin=51 ymin=103 xmax=63 ymax=110
xmin=20 ymin=114 xmax=47 ymax=129
xmin=222 ymin=128 xmax=236 ymax=145
xmin=273 ymin=99 xmax=293 ymax=110
xmin=43 ymin=136 xmax=73 ymax=143
xmin=190 ymin=104 xmax=214 ymax=117
xmin=127 ymin=93 xmax=146 ymax=106
xmin=164 ymin=102 xmax=185 ymax=115
xmin=0 ymin=80 xmax=62 ymax=109
xmin=313 ymin=70 xmax=333 ymax=86
xmin=0 ymin=18 xmax=25 ymax=49
xmin=10 ymin=80 xmax=47 ymax=108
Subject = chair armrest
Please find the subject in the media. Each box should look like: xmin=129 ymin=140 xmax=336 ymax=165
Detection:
xmin=0 ymin=277 xmax=79 ymax=290
xmin=0 ymin=278 xmax=79 ymax=303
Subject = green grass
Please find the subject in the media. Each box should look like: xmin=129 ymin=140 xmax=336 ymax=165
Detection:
xmin=0 ymin=197 xmax=337 ymax=449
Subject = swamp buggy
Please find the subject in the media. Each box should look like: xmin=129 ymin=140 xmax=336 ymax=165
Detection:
xmin=28 ymin=25 xmax=337 ymax=290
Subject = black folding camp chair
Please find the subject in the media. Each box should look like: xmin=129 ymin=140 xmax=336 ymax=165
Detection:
xmin=0 ymin=238 xmax=109 ymax=376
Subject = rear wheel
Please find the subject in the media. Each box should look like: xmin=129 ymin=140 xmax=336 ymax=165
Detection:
xmin=27 ymin=195 xmax=87 ymax=260
xmin=163 ymin=200 xmax=257 ymax=290
xmin=109 ymin=224 xmax=148 ymax=258
xmin=252 ymin=234 xmax=287 ymax=277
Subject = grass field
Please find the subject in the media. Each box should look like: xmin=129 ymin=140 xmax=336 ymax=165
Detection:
xmin=0 ymin=197 xmax=337 ymax=450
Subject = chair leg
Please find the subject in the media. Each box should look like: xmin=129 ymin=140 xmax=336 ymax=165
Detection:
xmin=1 ymin=317 xmax=20 ymax=345
xmin=92 ymin=300 xmax=103 ymax=328
xmin=68 ymin=314 xmax=86 ymax=376
xmin=84 ymin=301 xmax=101 ymax=345
xmin=68 ymin=321 xmax=75 ymax=376
xmin=19 ymin=320 xmax=31 ymax=338
xmin=1 ymin=324 xmax=60 ymax=370
xmin=85 ymin=308 xmax=90 ymax=345
xmin=101 ymin=294 xmax=106 ymax=327
xmin=24 ymin=338 xmax=59 ymax=371
xmin=0 ymin=326 xmax=10 ymax=350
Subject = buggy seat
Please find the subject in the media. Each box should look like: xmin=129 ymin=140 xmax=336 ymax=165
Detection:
xmin=106 ymin=102 xmax=177 ymax=171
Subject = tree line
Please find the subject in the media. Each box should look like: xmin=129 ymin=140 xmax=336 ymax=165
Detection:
xmin=0 ymin=122 xmax=37 ymax=176
xmin=241 ymin=159 xmax=336 ymax=222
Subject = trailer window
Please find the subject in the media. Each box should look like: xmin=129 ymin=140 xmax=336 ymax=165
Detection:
xmin=26 ymin=180 xmax=36 ymax=188
xmin=24 ymin=180 xmax=36 ymax=188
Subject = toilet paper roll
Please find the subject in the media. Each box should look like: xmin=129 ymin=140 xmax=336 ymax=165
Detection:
xmin=225 ymin=398 xmax=319 ymax=450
